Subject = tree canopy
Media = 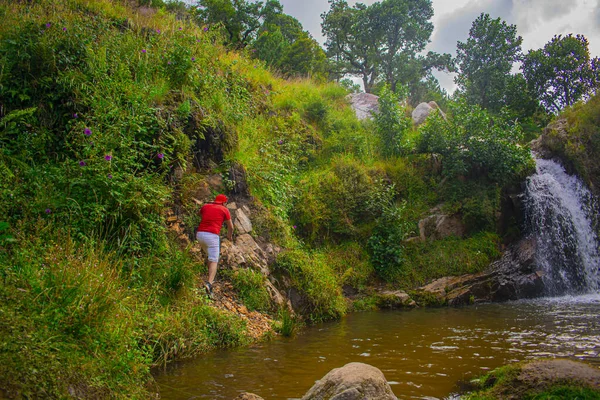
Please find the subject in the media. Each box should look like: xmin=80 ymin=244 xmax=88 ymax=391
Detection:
xmin=455 ymin=13 xmax=523 ymax=112
xmin=522 ymin=34 xmax=600 ymax=114
xmin=321 ymin=0 xmax=451 ymax=96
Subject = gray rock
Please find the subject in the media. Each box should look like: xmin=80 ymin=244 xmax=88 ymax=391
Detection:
xmin=412 ymin=102 xmax=446 ymax=125
xmin=233 ymin=208 xmax=253 ymax=234
xmin=221 ymin=233 xmax=268 ymax=275
xmin=301 ymin=362 xmax=397 ymax=400
xmin=411 ymin=102 xmax=433 ymax=125
xmin=347 ymin=93 xmax=380 ymax=120
xmin=377 ymin=290 xmax=416 ymax=308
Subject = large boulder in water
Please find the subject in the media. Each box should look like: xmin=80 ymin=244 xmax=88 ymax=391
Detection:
xmin=301 ymin=362 xmax=398 ymax=400
xmin=347 ymin=93 xmax=380 ymax=120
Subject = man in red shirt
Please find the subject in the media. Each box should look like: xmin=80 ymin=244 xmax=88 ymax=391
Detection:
xmin=196 ymin=194 xmax=234 ymax=296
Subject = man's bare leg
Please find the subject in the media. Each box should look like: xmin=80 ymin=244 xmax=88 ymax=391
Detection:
xmin=207 ymin=261 xmax=218 ymax=284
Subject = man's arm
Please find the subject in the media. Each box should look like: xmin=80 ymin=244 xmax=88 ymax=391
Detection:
xmin=225 ymin=219 xmax=234 ymax=241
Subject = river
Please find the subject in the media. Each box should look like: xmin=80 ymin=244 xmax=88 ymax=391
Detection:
xmin=154 ymin=294 xmax=600 ymax=399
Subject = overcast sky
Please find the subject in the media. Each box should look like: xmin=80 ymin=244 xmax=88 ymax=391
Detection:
xmin=279 ymin=0 xmax=600 ymax=93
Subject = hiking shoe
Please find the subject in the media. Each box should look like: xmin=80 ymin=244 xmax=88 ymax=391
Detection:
xmin=204 ymin=281 xmax=213 ymax=298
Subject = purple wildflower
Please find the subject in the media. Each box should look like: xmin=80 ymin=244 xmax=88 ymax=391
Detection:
xmin=191 ymin=57 xmax=195 ymax=61
xmin=142 ymin=49 xmax=147 ymax=53
xmin=293 ymin=225 xmax=297 ymax=229
xmin=167 ymin=61 xmax=172 ymax=65
xmin=278 ymin=140 xmax=283 ymax=145
xmin=79 ymin=161 xmax=86 ymax=166
xmin=157 ymin=153 xmax=164 ymax=159
xmin=46 ymin=23 xmax=51 ymax=28
xmin=107 ymin=173 xmax=113 ymax=179
xmin=73 ymin=113 xmax=78 ymax=118
xmin=203 ymin=26 xmax=209 ymax=32
xmin=63 ymin=27 xmax=67 ymax=32
xmin=84 ymin=128 xmax=92 ymax=136
xmin=179 ymin=27 xmax=182 ymax=31
xmin=45 ymin=208 xmax=52 ymax=214
xmin=104 ymin=155 xmax=112 ymax=161
xmin=156 ymin=29 xmax=161 ymax=33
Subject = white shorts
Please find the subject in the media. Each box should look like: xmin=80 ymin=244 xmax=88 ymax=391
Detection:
xmin=196 ymin=231 xmax=220 ymax=262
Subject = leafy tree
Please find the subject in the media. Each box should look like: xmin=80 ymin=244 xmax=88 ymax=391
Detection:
xmin=455 ymin=13 xmax=523 ymax=112
xmin=195 ymin=0 xmax=262 ymax=47
xmin=522 ymin=34 xmax=600 ymax=114
xmin=368 ymin=0 xmax=435 ymax=92
xmin=322 ymin=0 xmax=379 ymax=92
xmin=280 ymin=33 xmax=328 ymax=78
xmin=322 ymin=0 xmax=450 ymax=96
xmin=251 ymin=2 xmax=327 ymax=78
xmin=260 ymin=0 xmax=303 ymax=42
xmin=392 ymin=51 xmax=453 ymax=106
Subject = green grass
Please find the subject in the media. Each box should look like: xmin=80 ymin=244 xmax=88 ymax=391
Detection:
xmin=393 ymin=232 xmax=502 ymax=287
xmin=224 ymin=268 xmax=273 ymax=312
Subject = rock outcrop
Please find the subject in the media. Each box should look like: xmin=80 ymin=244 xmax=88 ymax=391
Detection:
xmin=414 ymin=237 xmax=545 ymax=306
xmin=301 ymin=362 xmax=398 ymax=400
xmin=412 ymin=101 xmax=446 ymax=126
xmin=347 ymin=92 xmax=380 ymax=120
xmin=418 ymin=211 xmax=466 ymax=241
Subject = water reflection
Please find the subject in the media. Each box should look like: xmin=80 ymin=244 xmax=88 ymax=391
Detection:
xmin=154 ymin=295 xmax=600 ymax=399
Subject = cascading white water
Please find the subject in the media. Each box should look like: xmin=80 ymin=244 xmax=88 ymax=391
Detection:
xmin=525 ymin=158 xmax=600 ymax=295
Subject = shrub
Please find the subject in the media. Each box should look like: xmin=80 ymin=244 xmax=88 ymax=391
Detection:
xmin=375 ymin=85 xmax=412 ymax=157
xmin=367 ymin=201 xmax=415 ymax=281
xmin=417 ymin=100 xmax=534 ymax=185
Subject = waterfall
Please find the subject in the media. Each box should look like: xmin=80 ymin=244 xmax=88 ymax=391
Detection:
xmin=525 ymin=158 xmax=600 ymax=295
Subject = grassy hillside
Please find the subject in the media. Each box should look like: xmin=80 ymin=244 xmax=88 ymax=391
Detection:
xmin=0 ymin=0 xmax=535 ymax=397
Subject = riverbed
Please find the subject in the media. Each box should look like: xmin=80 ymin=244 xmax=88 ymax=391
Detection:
xmin=154 ymin=294 xmax=600 ymax=399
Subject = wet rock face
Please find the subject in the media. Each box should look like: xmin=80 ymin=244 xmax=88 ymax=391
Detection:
xmin=301 ymin=362 xmax=398 ymax=400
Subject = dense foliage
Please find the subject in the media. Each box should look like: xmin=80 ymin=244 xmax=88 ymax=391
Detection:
xmin=417 ymin=101 xmax=533 ymax=184
xmin=321 ymin=0 xmax=452 ymax=97
xmin=455 ymin=13 xmax=523 ymax=113
xmin=522 ymin=34 xmax=600 ymax=114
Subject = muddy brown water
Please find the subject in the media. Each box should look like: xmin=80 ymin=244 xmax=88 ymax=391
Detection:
xmin=153 ymin=295 xmax=600 ymax=399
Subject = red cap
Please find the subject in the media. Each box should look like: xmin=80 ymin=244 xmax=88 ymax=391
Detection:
xmin=214 ymin=194 xmax=228 ymax=204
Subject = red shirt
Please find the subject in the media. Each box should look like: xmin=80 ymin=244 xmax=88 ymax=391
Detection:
xmin=198 ymin=203 xmax=231 ymax=235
